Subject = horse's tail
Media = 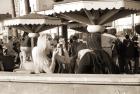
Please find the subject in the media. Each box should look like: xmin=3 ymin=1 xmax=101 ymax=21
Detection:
xmin=32 ymin=47 xmax=37 ymax=64
xmin=32 ymin=47 xmax=41 ymax=73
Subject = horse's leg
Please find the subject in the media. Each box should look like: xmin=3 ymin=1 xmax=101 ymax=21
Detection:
xmin=43 ymin=65 xmax=52 ymax=74
xmin=13 ymin=52 xmax=18 ymax=63
xmin=19 ymin=50 xmax=27 ymax=69
xmin=19 ymin=52 xmax=23 ymax=69
xmin=26 ymin=48 xmax=32 ymax=61
xmin=34 ymin=64 xmax=40 ymax=74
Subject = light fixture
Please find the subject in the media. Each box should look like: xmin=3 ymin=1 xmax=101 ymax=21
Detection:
xmin=28 ymin=33 xmax=39 ymax=38
xmin=87 ymin=25 xmax=105 ymax=33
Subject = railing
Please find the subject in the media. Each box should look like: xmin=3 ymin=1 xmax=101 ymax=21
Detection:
xmin=0 ymin=72 xmax=139 ymax=94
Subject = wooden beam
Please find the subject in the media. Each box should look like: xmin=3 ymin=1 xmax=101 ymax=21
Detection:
xmin=35 ymin=24 xmax=45 ymax=33
xmin=83 ymin=9 xmax=95 ymax=25
xmin=97 ymin=9 xmax=120 ymax=25
xmin=12 ymin=26 xmax=27 ymax=32
xmin=104 ymin=10 xmax=137 ymax=25
xmin=67 ymin=22 xmax=85 ymax=28
xmin=60 ymin=13 xmax=91 ymax=25
xmin=22 ymin=25 xmax=33 ymax=33
xmin=38 ymin=26 xmax=56 ymax=32
xmin=62 ymin=25 xmax=68 ymax=49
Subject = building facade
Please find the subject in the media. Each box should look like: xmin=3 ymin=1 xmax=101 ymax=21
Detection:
xmin=0 ymin=14 xmax=12 ymax=40
xmin=17 ymin=0 xmax=54 ymax=16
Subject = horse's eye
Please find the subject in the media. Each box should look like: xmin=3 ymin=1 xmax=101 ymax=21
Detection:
xmin=48 ymin=37 xmax=52 ymax=41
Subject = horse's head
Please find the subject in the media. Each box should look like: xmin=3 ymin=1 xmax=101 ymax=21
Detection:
xmin=37 ymin=33 xmax=53 ymax=50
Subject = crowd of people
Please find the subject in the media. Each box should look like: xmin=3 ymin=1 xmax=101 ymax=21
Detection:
xmin=112 ymin=34 xmax=140 ymax=73
xmin=0 ymin=31 xmax=139 ymax=74
xmin=0 ymin=36 xmax=20 ymax=71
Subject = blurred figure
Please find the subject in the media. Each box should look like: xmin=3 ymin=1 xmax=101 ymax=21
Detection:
xmin=112 ymin=38 xmax=125 ymax=73
xmin=68 ymin=35 xmax=79 ymax=57
xmin=68 ymin=35 xmax=80 ymax=73
xmin=0 ymin=39 xmax=3 ymax=45
xmin=123 ymin=35 xmax=134 ymax=73
xmin=20 ymin=32 xmax=31 ymax=68
xmin=132 ymin=35 xmax=139 ymax=73
xmin=0 ymin=45 xmax=4 ymax=71
xmin=101 ymin=29 xmax=117 ymax=57
xmin=6 ymin=36 xmax=18 ymax=62
xmin=56 ymin=37 xmax=70 ymax=73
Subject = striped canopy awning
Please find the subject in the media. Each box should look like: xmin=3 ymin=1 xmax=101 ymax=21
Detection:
xmin=38 ymin=0 xmax=140 ymax=32
xmin=43 ymin=0 xmax=140 ymax=27
xmin=4 ymin=13 xmax=61 ymax=26
xmin=3 ymin=13 xmax=62 ymax=33
xmin=53 ymin=0 xmax=140 ymax=14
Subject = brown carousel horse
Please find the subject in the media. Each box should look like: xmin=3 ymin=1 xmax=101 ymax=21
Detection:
xmin=75 ymin=33 xmax=120 ymax=74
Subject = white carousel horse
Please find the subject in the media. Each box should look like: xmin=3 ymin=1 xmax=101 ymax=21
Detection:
xmin=32 ymin=34 xmax=56 ymax=73
xmin=17 ymin=33 xmax=57 ymax=73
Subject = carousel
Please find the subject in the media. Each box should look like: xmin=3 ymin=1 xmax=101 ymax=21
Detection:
xmin=0 ymin=0 xmax=140 ymax=94
xmin=43 ymin=0 xmax=140 ymax=74
xmin=3 ymin=0 xmax=140 ymax=73
xmin=3 ymin=13 xmax=62 ymax=72
xmin=4 ymin=13 xmax=61 ymax=48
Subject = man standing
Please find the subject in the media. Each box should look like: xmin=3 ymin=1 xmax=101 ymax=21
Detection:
xmin=123 ymin=35 xmax=134 ymax=73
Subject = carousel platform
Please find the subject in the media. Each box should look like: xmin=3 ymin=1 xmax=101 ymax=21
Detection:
xmin=0 ymin=72 xmax=139 ymax=94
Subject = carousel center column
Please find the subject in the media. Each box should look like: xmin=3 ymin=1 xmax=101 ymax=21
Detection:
xmin=87 ymin=25 xmax=105 ymax=49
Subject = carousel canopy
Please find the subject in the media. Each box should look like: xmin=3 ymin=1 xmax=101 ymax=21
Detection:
xmin=53 ymin=0 xmax=140 ymax=13
xmin=4 ymin=13 xmax=61 ymax=26
xmin=47 ymin=0 xmax=140 ymax=26
xmin=3 ymin=13 xmax=62 ymax=33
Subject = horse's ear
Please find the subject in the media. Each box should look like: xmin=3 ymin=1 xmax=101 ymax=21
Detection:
xmin=39 ymin=34 xmax=45 ymax=39
xmin=38 ymin=33 xmax=40 ymax=37
xmin=39 ymin=33 xmax=42 ymax=36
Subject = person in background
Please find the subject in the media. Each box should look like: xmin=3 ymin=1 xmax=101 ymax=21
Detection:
xmin=0 ymin=39 xmax=3 ymax=45
xmin=6 ymin=36 xmax=18 ymax=63
xmin=20 ymin=32 xmax=31 ymax=68
xmin=13 ymin=37 xmax=20 ymax=63
xmin=113 ymin=38 xmax=125 ymax=73
xmin=123 ymin=35 xmax=134 ymax=73
xmin=132 ymin=35 xmax=139 ymax=73
xmin=0 ymin=45 xmax=4 ymax=71
xmin=69 ymin=36 xmax=79 ymax=57
xmin=68 ymin=35 xmax=80 ymax=73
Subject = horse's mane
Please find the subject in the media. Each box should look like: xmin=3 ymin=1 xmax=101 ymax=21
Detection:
xmin=32 ymin=33 xmax=53 ymax=73
xmin=37 ymin=33 xmax=52 ymax=50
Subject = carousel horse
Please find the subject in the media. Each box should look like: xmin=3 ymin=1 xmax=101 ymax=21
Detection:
xmin=53 ymin=38 xmax=70 ymax=73
xmin=75 ymin=33 xmax=120 ymax=74
xmin=76 ymin=49 xmax=114 ymax=74
xmin=32 ymin=34 xmax=56 ymax=73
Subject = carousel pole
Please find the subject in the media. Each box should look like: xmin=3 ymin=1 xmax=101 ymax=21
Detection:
xmin=25 ymin=0 xmax=36 ymax=49
xmin=132 ymin=14 xmax=136 ymax=35
xmin=57 ymin=26 xmax=60 ymax=39
xmin=85 ymin=10 xmax=105 ymax=49
xmin=62 ymin=25 xmax=68 ymax=50
xmin=87 ymin=25 xmax=105 ymax=49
